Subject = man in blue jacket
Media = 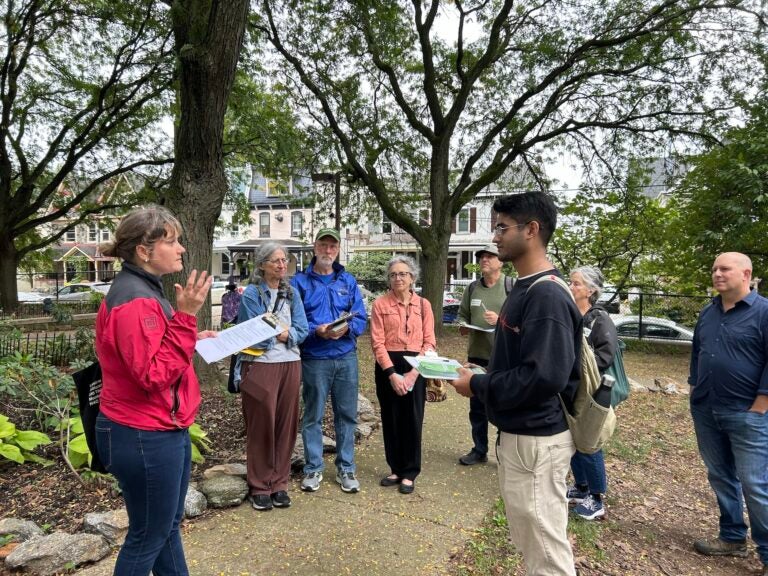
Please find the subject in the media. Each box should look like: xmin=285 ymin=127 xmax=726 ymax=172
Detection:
xmin=291 ymin=228 xmax=368 ymax=494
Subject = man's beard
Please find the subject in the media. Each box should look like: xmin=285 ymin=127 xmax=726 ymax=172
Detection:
xmin=316 ymin=255 xmax=334 ymax=267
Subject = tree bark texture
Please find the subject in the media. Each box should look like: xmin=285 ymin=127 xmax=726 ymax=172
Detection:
xmin=164 ymin=0 xmax=249 ymax=379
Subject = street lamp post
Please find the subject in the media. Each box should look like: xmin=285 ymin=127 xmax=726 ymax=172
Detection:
xmin=311 ymin=171 xmax=341 ymax=231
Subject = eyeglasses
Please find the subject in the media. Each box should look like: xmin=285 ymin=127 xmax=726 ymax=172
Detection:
xmin=267 ymin=258 xmax=288 ymax=265
xmin=389 ymin=271 xmax=411 ymax=279
xmin=493 ymin=221 xmax=530 ymax=236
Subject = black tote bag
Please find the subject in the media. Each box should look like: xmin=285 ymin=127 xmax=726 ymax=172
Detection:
xmin=72 ymin=362 xmax=107 ymax=472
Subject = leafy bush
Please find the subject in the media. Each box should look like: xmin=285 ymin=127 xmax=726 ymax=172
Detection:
xmin=0 ymin=414 xmax=52 ymax=465
xmin=189 ymin=423 xmax=211 ymax=464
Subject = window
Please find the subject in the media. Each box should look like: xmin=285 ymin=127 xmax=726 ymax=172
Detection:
xmin=291 ymin=211 xmax=303 ymax=237
xmin=259 ymin=212 xmax=270 ymax=237
xmin=65 ymin=228 xmax=77 ymax=242
xmin=221 ymin=253 xmax=231 ymax=276
xmin=418 ymin=209 xmax=430 ymax=227
xmin=88 ymin=224 xmax=98 ymax=242
xmin=100 ymin=227 xmax=110 ymax=242
xmin=231 ymin=224 xmax=239 ymax=236
xmin=453 ymin=207 xmax=477 ymax=234
xmin=267 ymin=180 xmax=281 ymax=198
xmin=382 ymin=212 xmax=392 ymax=234
xmin=644 ymin=324 xmax=678 ymax=339
xmin=616 ymin=323 xmax=640 ymax=338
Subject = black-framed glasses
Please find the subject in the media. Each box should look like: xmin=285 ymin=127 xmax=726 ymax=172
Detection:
xmin=389 ymin=271 xmax=411 ymax=279
xmin=493 ymin=221 xmax=530 ymax=236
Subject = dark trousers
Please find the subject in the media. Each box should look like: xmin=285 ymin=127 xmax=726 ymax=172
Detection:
xmin=468 ymin=357 xmax=489 ymax=455
xmin=95 ymin=413 xmax=190 ymax=576
xmin=375 ymin=351 xmax=426 ymax=481
xmin=240 ymin=360 xmax=301 ymax=495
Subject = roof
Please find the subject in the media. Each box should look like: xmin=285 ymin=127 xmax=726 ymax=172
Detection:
xmin=226 ymin=239 xmax=313 ymax=253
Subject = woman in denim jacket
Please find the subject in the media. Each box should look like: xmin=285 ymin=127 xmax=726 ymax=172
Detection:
xmin=235 ymin=242 xmax=308 ymax=511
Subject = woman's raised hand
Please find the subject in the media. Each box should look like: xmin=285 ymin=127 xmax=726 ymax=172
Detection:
xmin=175 ymin=270 xmax=213 ymax=316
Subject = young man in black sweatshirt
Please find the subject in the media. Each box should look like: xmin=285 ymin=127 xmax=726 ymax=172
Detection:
xmin=452 ymin=192 xmax=581 ymax=576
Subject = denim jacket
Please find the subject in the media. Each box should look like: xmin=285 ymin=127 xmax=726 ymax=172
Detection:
xmin=235 ymin=282 xmax=309 ymax=353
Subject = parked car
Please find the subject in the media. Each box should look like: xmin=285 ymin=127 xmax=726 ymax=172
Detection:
xmin=443 ymin=291 xmax=460 ymax=306
xmin=55 ymin=282 xmax=111 ymax=301
xmin=17 ymin=291 xmax=45 ymax=303
xmin=597 ymin=284 xmax=620 ymax=313
xmin=210 ymin=281 xmax=229 ymax=305
xmin=612 ymin=315 xmax=694 ymax=346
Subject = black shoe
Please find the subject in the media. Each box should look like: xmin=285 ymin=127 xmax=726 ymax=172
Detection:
xmin=270 ymin=490 xmax=291 ymax=508
xmin=459 ymin=450 xmax=488 ymax=466
xmin=249 ymin=494 xmax=273 ymax=511
xmin=380 ymin=475 xmax=401 ymax=487
xmin=399 ymin=480 xmax=414 ymax=494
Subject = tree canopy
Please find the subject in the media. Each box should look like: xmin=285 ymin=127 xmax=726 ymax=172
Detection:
xmin=257 ymin=0 xmax=763 ymax=325
xmin=664 ymin=98 xmax=768 ymax=290
xmin=0 ymin=0 xmax=175 ymax=309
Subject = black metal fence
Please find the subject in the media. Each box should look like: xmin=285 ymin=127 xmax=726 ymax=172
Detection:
xmin=0 ymin=300 xmax=100 ymax=322
xmin=0 ymin=331 xmax=94 ymax=367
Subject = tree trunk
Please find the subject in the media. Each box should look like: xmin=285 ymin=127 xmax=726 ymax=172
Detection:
xmin=164 ymin=0 xmax=249 ymax=384
xmin=0 ymin=232 xmax=19 ymax=311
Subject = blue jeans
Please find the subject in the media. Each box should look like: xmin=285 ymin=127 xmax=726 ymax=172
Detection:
xmin=302 ymin=352 xmax=359 ymax=474
xmin=96 ymin=414 xmax=191 ymax=576
xmin=570 ymin=450 xmax=607 ymax=494
xmin=691 ymin=402 xmax=768 ymax=564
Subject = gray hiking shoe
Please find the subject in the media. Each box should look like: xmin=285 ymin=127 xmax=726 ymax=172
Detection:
xmin=693 ymin=537 xmax=748 ymax=558
xmin=301 ymin=472 xmax=323 ymax=492
xmin=336 ymin=471 xmax=360 ymax=493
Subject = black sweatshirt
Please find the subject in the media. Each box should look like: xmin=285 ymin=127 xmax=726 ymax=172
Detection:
xmin=470 ymin=269 xmax=582 ymax=436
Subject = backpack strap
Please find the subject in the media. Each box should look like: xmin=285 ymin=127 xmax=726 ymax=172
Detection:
xmin=526 ymin=273 xmax=575 ymax=303
xmin=504 ymin=275 xmax=514 ymax=295
xmin=467 ymin=279 xmax=478 ymax=300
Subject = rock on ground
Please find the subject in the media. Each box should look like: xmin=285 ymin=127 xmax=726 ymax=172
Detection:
xmin=5 ymin=532 xmax=109 ymax=576
xmin=83 ymin=509 xmax=129 ymax=546
xmin=185 ymin=485 xmax=208 ymax=518
xmin=198 ymin=475 xmax=248 ymax=508
xmin=0 ymin=518 xmax=44 ymax=542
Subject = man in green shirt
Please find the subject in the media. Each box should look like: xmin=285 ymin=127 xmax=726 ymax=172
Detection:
xmin=457 ymin=245 xmax=512 ymax=465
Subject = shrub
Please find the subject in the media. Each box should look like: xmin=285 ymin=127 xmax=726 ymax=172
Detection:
xmin=0 ymin=414 xmax=52 ymax=465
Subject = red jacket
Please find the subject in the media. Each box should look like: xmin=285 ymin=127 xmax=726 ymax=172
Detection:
xmin=96 ymin=264 xmax=200 ymax=431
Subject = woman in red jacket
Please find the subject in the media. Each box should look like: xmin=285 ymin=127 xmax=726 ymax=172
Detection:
xmin=95 ymin=206 xmax=212 ymax=576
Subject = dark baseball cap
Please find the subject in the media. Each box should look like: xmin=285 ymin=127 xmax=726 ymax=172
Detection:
xmin=315 ymin=228 xmax=341 ymax=242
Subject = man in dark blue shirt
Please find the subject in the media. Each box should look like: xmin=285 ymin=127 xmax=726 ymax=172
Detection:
xmin=689 ymin=252 xmax=768 ymax=576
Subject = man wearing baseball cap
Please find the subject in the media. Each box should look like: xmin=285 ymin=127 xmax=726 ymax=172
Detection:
xmin=291 ymin=228 xmax=368 ymax=494
xmin=457 ymin=244 xmax=514 ymax=465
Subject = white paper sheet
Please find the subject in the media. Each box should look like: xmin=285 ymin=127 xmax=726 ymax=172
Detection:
xmin=459 ymin=322 xmax=495 ymax=333
xmin=194 ymin=314 xmax=283 ymax=364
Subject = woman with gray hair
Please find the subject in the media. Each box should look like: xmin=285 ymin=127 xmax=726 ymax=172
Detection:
xmin=370 ymin=255 xmax=436 ymax=494
xmin=235 ymin=243 xmax=308 ymax=511
xmin=567 ymin=265 xmax=618 ymax=520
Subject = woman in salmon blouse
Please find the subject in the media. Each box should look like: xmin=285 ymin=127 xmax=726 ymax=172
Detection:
xmin=370 ymin=255 xmax=436 ymax=494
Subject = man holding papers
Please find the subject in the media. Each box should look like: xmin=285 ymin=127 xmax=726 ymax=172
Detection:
xmin=291 ymin=228 xmax=368 ymax=494
xmin=457 ymin=244 xmax=513 ymax=466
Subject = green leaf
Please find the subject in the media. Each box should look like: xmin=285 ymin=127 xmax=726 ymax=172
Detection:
xmin=13 ymin=430 xmax=52 ymax=451
xmin=0 ymin=420 xmax=17 ymax=439
xmin=0 ymin=443 xmax=24 ymax=464
xmin=190 ymin=443 xmax=204 ymax=464
xmin=67 ymin=433 xmax=90 ymax=455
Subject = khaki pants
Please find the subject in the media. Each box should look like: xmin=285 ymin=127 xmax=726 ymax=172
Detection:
xmin=497 ymin=429 xmax=576 ymax=576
